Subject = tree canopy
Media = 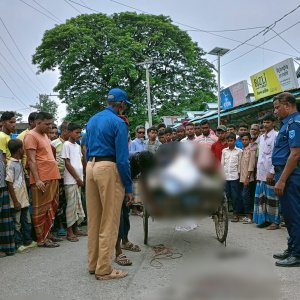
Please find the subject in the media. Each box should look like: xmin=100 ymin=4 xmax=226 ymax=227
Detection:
xmin=30 ymin=94 xmax=58 ymax=121
xmin=32 ymin=12 xmax=216 ymax=129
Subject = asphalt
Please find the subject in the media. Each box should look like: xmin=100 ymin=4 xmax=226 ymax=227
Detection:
xmin=1 ymin=215 xmax=300 ymax=300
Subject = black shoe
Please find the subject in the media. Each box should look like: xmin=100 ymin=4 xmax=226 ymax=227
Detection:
xmin=273 ymin=249 xmax=291 ymax=260
xmin=275 ymin=256 xmax=300 ymax=267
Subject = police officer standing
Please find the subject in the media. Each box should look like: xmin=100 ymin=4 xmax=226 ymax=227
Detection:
xmin=272 ymin=92 xmax=300 ymax=267
xmin=85 ymin=88 xmax=133 ymax=280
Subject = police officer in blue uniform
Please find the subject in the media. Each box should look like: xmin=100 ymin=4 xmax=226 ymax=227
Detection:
xmin=272 ymin=92 xmax=300 ymax=267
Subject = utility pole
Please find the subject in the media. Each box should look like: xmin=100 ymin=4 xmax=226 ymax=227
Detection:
xmin=137 ymin=60 xmax=153 ymax=127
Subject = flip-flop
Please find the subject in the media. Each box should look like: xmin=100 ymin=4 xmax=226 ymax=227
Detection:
xmin=114 ymin=253 xmax=132 ymax=266
xmin=121 ymin=242 xmax=141 ymax=252
xmin=38 ymin=240 xmax=60 ymax=248
xmin=266 ymin=224 xmax=280 ymax=230
xmin=67 ymin=236 xmax=79 ymax=242
xmin=95 ymin=269 xmax=128 ymax=280
xmin=75 ymin=231 xmax=88 ymax=236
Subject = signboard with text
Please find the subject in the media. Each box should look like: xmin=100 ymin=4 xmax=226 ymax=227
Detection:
xmin=250 ymin=58 xmax=299 ymax=100
xmin=221 ymin=80 xmax=249 ymax=110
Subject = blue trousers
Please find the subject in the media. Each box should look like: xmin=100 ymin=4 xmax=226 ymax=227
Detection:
xmin=275 ymin=169 xmax=300 ymax=256
xmin=241 ymin=181 xmax=255 ymax=214
xmin=225 ymin=179 xmax=240 ymax=214
xmin=11 ymin=207 xmax=32 ymax=248
xmin=118 ymin=200 xmax=130 ymax=240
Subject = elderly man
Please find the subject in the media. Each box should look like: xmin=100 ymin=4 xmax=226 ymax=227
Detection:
xmin=85 ymin=87 xmax=133 ymax=280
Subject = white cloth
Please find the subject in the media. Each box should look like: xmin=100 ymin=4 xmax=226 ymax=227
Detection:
xmin=61 ymin=141 xmax=83 ymax=184
xmin=256 ymin=129 xmax=278 ymax=181
xmin=180 ymin=136 xmax=195 ymax=143
xmin=221 ymin=147 xmax=243 ymax=181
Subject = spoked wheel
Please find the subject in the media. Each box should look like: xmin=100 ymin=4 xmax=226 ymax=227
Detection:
xmin=214 ymin=199 xmax=228 ymax=244
xmin=143 ymin=205 xmax=149 ymax=245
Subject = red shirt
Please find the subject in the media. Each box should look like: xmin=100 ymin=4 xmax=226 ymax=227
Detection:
xmin=211 ymin=140 xmax=228 ymax=162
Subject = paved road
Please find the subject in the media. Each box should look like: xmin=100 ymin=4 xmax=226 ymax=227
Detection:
xmin=1 ymin=215 xmax=300 ymax=300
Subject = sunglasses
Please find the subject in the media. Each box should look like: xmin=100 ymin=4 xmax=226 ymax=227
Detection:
xmin=138 ymin=131 xmax=145 ymax=134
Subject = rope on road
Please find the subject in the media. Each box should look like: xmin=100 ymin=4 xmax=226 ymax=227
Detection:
xmin=150 ymin=244 xmax=183 ymax=269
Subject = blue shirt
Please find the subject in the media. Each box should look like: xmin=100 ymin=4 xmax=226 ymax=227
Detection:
xmin=272 ymin=112 xmax=300 ymax=166
xmin=129 ymin=138 xmax=146 ymax=156
xmin=86 ymin=107 xmax=132 ymax=193
xmin=235 ymin=138 xmax=243 ymax=149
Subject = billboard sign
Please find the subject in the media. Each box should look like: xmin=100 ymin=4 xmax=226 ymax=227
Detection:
xmin=221 ymin=80 xmax=249 ymax=110
xmin=250 ymin=58 xmax=299 ymax=100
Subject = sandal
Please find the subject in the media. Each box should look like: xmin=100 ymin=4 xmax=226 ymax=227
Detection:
xmin=0 ymin=251 xmax=7 ymax=258
xmin=266 ymin=223 xmax=280 ymax=230
xmin=67 ymin=236 xmax=79 ymax=242
xmin=231 ymin=216 xmax=239 ymax=223
xmin=38 ymin=239 xmax=60 ymax=248
xmin=121 ymin=242 xmax=141 ymax=252
xmin=114 ymin=253 xmax=132 ymax=266
xmin=95 ymin=269 xmax=128 ymax=280
xmin=74 ymin=230 xmax=88 ymax=236
xmin=50 ymin=236 xmax=63 ymax=242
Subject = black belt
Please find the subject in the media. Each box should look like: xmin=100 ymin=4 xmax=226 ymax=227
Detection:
xmin=274 ymin=166 xmax=284 ymax=173
xmin=274 ymin=161 xmax=300 ymax=173
xmin=89 ymin=156 xmax=116 ymax=162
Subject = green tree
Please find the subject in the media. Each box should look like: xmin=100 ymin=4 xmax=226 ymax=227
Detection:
xmin=30 ymin=94 xmax=58 ymax=121
xmin=32 ymin=12 xmax=216 ymax=129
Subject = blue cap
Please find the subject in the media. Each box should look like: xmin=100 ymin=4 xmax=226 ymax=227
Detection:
xmin=107 ymin=88 xmax=132 ymax=105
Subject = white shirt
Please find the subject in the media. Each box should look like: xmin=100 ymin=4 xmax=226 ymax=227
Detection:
xmin=221 ymin=147 xmax=243 ymax=181
xmin=180 ymin=136 xmax=196 ymax=143
xmin=61 ymin=141 xmax=83 ymax=184
xmin=256 ymin=129 xmax=278 ymax=181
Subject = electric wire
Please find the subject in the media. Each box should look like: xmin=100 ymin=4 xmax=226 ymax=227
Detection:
xmin=0 ymin=16 xmax=48 ymax=91
xmin=18 ymin=0 xmax=59 ymax=23
xmin=63 ymin=0 xmax=83 ymax=14
xmin=31 ymin=0 xmax=63 ymax=23
xmin=270 ymin=28 xmax=300 ymax=55
xmin=0 ymin=74 xmax=29 ymax=109
xmin=222 ymin=19 xmax=300 ymax=67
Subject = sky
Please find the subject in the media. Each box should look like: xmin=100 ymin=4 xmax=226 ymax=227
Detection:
xmin=1 ymin=0 xmax=300 ymax=122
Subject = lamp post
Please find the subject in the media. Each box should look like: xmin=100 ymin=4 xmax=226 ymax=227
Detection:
xmin=208 ymin=47 xmax=230 ymax=126
xmin=137 ymin=60 xmax=153 ymax=127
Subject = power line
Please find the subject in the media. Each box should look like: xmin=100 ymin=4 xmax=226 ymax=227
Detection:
xmin=0 ymin=52 xmax=40 ymax=94
xmin=67 ymin=0 xmax=100 ymax=12
xmin=0 ymin=16 xmax=48 ymax=91
xmin=31 ymin=0 xmax=63 ymax=23
xmin=0 ymin=60 xmax=33 ymax=101
xmin=270 ymin=28 xmax=300 ymax=55
xmin=186 ymin=26 xmax=267 ymax=33
xmin=18 ymin=0 xmax=59 ymax=23
xmin=63 ymin=0 xmax=83 ymax=14
xmin=0 ymin=74 xmax=29 ymax=108
xmin=0 ymin=50 xmax=40 ymax=94
xmin=226 ymin=3 xmax=300 ymax=55
xmin=108 ymin=0 xmax=300 ymax=59
xmin=0 ymin=34 xmax=43 ymax=93
xmin=222 ymin=20 xmax=300 ymax=67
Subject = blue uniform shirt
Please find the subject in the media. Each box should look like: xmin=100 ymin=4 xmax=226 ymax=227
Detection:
xmin=86 ymin=107 xmax=132 ymax=193
xmin=272 ymin=112 xmax=300 ymax=166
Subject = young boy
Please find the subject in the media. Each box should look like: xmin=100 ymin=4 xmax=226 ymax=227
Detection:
xmin=211 ymin=125 xmax=228 ymax=162
xmin=61 ymin=123 xmax=86 ymax=242
xmin=164 ymin=127 xmax=173 ymax=143
xmin=221 ymin=133 xmax=242 ymax=222
xmin=6 ymin=139 xmax=37 ymax=252
xmin=239 ymin=132 xmax=256 ymax=224
xmin=158 ymin=130 xmax=165 ymax=144
xmin=145 ymin=126 xmax=161 ymax=154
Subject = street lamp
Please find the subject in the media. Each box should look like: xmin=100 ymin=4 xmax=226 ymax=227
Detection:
xmin=137 ymin=60 xmax=153 ymax=127
xmin=208 ymin=47 xmax=230 ymax=126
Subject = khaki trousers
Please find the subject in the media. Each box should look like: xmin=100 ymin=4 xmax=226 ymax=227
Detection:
xmin=86 ymin=160 xmax=124 ymax=276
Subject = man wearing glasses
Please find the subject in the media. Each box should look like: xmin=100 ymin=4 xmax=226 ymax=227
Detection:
xmin=129 ymin=125 xmax=147 ymax=156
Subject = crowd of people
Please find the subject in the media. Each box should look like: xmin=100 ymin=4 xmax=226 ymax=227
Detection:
xmin=0 ymin=88 xmax=300 ymax=278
